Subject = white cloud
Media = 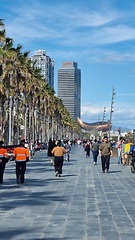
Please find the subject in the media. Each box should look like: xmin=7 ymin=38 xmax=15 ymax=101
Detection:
xmin=5 ymin=1 xmax=135 ymax=48
xmin=81 ymin=103 xmax=135 ymax=129
xmin=90 ymin=25 xmax=135 ymax=45
xmin=86 ymin=49 xmax=135 ymax=63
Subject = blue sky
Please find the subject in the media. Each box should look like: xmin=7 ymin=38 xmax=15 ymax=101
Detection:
xmin=1 ymin=0 xmax=135 ymax=131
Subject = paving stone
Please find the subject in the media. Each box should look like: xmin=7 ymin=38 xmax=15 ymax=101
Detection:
xmin=0 ymin=145 xmax=135 ymax=239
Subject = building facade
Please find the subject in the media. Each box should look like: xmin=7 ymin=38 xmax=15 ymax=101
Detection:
xmin=31 ymin=50 xmax=54 ymax=89
xmin=58 ymin=62 xmax=81 ymax=120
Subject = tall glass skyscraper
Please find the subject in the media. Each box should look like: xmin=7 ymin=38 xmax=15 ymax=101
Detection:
xmin=31 ymin=50 xmax=54 ymax=89
xmin=58 ymin=62 xmax=81 ymax=120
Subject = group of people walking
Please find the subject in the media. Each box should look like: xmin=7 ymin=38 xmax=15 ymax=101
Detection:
xmin=0 ymin=138 xmax=71 ymax=184
xmin=84 ymin=139 xmax=99 ymax=165
xmin=48 ymin=136 xmax=113 ymax=176
xmin=2 ymin=135 xmax=131 ymax=185
xmin=83 ymin=136 xmax=133 ymax=173
xmin=84 ymin=136 xmax=113 ymax=173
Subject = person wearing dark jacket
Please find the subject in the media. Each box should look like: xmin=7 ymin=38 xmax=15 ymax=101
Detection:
xmin=85 ymin=140 xmax=91 ymax=158
xmin=0 ymin=141 xmax=8 ymax=183
xmin=47 ymin=139 xmax=56 ymax=165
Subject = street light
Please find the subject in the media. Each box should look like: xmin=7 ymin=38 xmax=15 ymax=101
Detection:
xmin=102 ymin=107 xmax=106 ymax=134
xmin=108 ymin=86 xmax=116 ymax=139
xmin=103 ymin=107 xmax=106 ymax=122
xmin=34 ymin=110 xmax=37 ymax=141
xmin=9 ymin=96 xmax=12 ymax=145
xmin=24 ymin=105 xmax=28 ymax=140
xmin=117 ymin=127 xmax=121 ymax=141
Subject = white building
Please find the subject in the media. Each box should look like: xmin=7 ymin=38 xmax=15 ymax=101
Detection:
xmin=31 ymin=50 xmax=54 ymax=89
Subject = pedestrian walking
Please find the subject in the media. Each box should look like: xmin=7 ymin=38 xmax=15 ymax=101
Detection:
xmin=65 ymin=140 xmax=71 ymax=161
xmin=99 ymin=136 xmax=113 ymax=173
xmin=117 ymin=137 xmax=123 ymax=164
xmin=0 ymin=141 xmax=8 ymax=183
xmin=121 ymin=138 xmax=127 ymax=165
xmin=51 ymin=140 xmax=66 ymax=177
xmin=13 ymin=140 xmax=29 ymax=184
xmin=47 ymin=138 xmax=56 ymax=165
xmin=91 ymin=139 xmax=99 ymax=165
xmin=85 ymin=140 xmax=91 ymax=158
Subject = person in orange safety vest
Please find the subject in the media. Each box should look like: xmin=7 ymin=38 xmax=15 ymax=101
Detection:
xmin=13 ymin=140 xmax=29 ymax=184
xmin=0 ymin=140 xmax=8 ymax=183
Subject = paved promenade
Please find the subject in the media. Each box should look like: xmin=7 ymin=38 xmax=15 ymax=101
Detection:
xmin=0 ymin=144 xmax=135 ymax=240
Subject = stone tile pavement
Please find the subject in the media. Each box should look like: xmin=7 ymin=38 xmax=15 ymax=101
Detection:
xmin=0 ymin=144 xmax=135 ymax=240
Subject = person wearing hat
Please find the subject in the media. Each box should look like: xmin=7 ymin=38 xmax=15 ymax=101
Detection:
xmin=13 ymin=140 xmax=29 ymax=184
xmin=0 ymin=141 xmax=8 ymax=183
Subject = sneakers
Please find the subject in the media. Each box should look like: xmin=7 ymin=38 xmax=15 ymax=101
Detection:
xmin=102 ymin=169 xmax=109 ymax=173
xmin=93 ymin=162 xmax=97 ymax=165
xmin=55 ymin=172 xmax=62 ymax=177
xmin=55 ymin=171 xmax=59 ymax=177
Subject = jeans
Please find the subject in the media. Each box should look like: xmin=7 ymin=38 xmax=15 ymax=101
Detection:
xmin=117 ymin=149 xmax=122 ymax=164
xmin=93 ymin=150 xmax=98 ymax=163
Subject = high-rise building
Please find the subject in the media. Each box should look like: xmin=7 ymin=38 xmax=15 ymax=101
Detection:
xmin=58 ymin=62 xmax=81 ymax=120
xmin=31 ymin=50 xmax=54 ymax=89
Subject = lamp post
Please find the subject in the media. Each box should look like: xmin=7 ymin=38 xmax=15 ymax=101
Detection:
xmin=102 ymin=107 xmax=106 ymax=134
xmin=9 ymin=96 xmax=12 ymax=145
xmin=103 ymin=107 xmax=106 ymax=122
xmin=109 ymin=86 xmax=116 ymax=139
xmin=24 ymin=105 xmax=28 ymax=140
xmin=52 ymin=117 xmax=54 ymax=141
xmin=117 ymin=127 xmax=121 ymax=141
xmin=34 ymin=110 xmax=37 ymax=141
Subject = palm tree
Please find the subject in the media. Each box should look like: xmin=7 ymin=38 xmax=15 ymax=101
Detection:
xmin=0 ymin=20 xmax=15 ymax=141
xmin=0 ymin=20 xmax=81 ymax=144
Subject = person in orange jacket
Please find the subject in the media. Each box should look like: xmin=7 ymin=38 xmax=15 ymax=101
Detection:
xmin=0 ymin=140 xmax=8 ymax=184
xmin=13 ymin=140 xmax=29 ymax=184
xmin=51 ymin=140 xmax=66 ymax=177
